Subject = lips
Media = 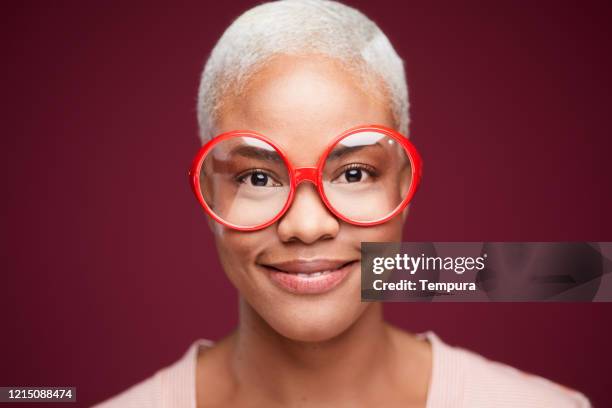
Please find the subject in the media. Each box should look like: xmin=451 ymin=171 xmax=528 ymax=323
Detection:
xmin=260 ymin=259 xmax=358 ymax=294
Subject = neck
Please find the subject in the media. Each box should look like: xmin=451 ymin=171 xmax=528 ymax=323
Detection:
xmin=230 ymin=298 xmax=396 ymax=405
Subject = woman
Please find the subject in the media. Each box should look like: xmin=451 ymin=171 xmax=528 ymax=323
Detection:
xmin=94 ymin=1 xmax=590 ymax=406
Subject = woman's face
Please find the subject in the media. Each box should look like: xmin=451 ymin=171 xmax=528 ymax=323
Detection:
xmin=211 ymin=55 xmax=405 ymax=342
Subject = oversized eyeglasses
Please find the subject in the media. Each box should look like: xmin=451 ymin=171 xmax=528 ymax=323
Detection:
xmin=189 ymin=125 xmax=423 ymax=231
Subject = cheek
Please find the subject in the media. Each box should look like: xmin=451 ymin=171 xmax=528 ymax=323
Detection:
xmin=213 ymin=227 xmax=274 ymax=287
xmin=343 ymin=217 xmax=404 ymax=243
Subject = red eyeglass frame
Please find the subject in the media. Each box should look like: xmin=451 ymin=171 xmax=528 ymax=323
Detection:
xmin=189 ymin=124 xmax=423 ymax=231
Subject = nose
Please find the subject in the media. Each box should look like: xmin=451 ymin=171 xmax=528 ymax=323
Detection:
xmin=277 ymin=182 xmax=340 ymax=244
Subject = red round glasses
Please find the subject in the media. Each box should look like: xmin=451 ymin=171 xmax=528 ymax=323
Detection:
xmin=189 ymin=125 xmax=422 ymax=231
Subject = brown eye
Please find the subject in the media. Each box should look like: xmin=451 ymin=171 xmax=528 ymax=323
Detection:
xmin=331 ymin=163 xmax=377 ymax=184
xmin=344 ymin=168 xmax=362 ymax=182
xmin=237 ymin=170 xmax=282 ymax=187
xmin=251 ymin=172 xmax=268 ymax=186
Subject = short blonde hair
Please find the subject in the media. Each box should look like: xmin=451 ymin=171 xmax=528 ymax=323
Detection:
xmin=197 ymin=0 xmax=409 ymax=142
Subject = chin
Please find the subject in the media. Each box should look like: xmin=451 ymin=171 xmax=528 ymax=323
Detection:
xmin=258 ymin=297 xmax=369 ymax=343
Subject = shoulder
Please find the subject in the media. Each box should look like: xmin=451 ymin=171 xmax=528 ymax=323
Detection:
xmin=460 ymin=347 xmax=591 ymax=407
xmin=92 ymin=371 xmax=162 ymax=408
xmin=92 ymin=339 xmax=213 ymax=408
xmin=426 ymin=332 xmax=591 ymax=408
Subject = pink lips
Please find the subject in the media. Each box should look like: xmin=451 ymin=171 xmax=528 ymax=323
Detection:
xmin=262 ymin=259 xmax=357 ymax=294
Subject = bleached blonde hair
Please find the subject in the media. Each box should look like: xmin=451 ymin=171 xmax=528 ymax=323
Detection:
xmin=196 ymin=0 xmax=409 ymax=142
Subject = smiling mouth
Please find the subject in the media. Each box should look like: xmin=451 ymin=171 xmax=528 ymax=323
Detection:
xmin=260 ymin=259 xmax=358 ymax=294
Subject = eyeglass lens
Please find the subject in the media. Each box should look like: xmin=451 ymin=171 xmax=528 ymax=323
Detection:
xmin=198 ymin=131 xmax=413 ymax=228
xmin=322 ymin=131 xmax=413 ymax=223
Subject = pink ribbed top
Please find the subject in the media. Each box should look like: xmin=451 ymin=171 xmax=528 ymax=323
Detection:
xmin=92 ymin=332 xmax=590 ymax=407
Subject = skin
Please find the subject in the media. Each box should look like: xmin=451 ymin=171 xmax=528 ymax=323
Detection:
xmin=196 ymin=54 xmax=431 ymax=408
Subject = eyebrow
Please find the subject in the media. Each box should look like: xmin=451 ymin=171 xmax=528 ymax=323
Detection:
xmin=229 ymin=145 xmax=283 ymax=162
xmin=326 ymin=142 xmax=383 ymax=161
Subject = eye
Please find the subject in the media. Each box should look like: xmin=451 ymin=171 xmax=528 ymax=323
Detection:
xmin=344 ymin=168 xmax=364 ymax=182
xmin=332 ymin=164 xmax=378 ymax=184
xmin=237 ymin=170 xmax=282 ymax=187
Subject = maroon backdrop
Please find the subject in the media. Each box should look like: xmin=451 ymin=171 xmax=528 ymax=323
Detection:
xmin=2 ymin=1 xmax=611 ymax=406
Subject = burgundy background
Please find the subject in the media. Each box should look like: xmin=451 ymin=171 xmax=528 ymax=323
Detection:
xmin=2 ymin=1 xmax=611 ymax=406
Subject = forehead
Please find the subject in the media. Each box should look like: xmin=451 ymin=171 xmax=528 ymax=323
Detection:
xmin=216 ymin=55 xmax=394 ymax=166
